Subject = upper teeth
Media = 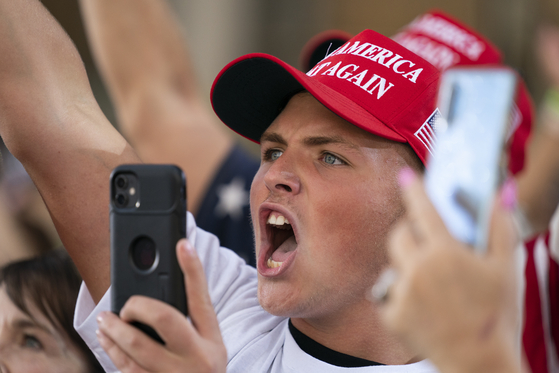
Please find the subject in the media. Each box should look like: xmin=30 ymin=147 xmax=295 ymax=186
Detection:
xmin=267 ymin=214 xmax=290 ymax=226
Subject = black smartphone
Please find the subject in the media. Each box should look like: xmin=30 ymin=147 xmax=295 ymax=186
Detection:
xmin=110 ymin=164 xmax=187 ymax=343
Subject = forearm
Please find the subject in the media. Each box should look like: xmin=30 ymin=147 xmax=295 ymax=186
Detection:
xmin=516 ymin=89 xmax=559 ymax=235
xmin=519 ymin=26 xmax=559 ymax=235
xmin=0 ymin=0 xmax=141 ymax=302
xmin=79 ymin=0 xmax=232 ymax=213
xmin=78 ymin=0 xmax=198 ymax=108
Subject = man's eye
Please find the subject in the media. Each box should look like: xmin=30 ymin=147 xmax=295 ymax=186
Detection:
xmin=322 ymin=153 xmax=344 ymax=165
xmin=271 ymin=150 xmax=283 ymax=161
xmin=22 ymin=335 xmax=43 ymax=350
xmin=264 ymin=149 xmax=283 ymax=161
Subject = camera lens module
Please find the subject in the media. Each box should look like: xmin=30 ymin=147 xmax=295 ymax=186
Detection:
xmin=115 ymin=193 xmax=128 ymax=208
xmin=115 ymin=174 xmax=128 ymax=189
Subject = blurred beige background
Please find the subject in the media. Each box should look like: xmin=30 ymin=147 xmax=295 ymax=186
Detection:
xmin=42 ymin=0 xmax=558 ymax=140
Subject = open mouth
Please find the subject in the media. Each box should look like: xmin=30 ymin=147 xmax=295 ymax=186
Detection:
xmin=264 ymin=211 xmax=298 ymax=269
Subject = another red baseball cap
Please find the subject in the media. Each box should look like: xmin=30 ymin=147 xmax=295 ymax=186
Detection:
xmin=299 ymin=29 xmax=354 ymax=73
xmin=394 ymin=10 xmax=534 ymax=174
xmin=393 ymin=10 xmax=502 ymax=69
xmin=211 ymin=29 xmax=441 ymax=165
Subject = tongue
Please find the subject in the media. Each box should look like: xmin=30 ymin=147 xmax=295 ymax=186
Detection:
xmin=271 ymin=236 xmax=297 ymax=262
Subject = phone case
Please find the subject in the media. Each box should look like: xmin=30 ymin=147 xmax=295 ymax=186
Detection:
xmin=110 ymin=164 xmax=187 ymax=342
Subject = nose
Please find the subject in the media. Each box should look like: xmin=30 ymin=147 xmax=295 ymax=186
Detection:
xmin=263 ymin=156 xmax=301 ymax=195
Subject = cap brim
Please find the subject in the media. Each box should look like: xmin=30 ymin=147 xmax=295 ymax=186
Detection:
xmin=211 ymin=53 xmax=406 ymax=144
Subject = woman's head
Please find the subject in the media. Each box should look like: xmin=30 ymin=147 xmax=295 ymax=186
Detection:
xmin=0 ymin=250 xmax=102 ymax=373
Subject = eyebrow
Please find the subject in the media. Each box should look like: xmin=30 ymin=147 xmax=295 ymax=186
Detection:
xmin=260 ymin=132 xmax=287 ymax=145
xmin=260 ymin=132 xmax=360 ymax=151
xmin=13 ymin=318 xmax=53 ymax=336
xmin=303 ymin=135 xmax=360 ymax=150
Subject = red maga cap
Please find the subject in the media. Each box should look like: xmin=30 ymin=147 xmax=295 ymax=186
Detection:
xmin=393 ymin=10 xmax=502 ymax=69
xmin=211 ymin=29 xmax=441 ymax=164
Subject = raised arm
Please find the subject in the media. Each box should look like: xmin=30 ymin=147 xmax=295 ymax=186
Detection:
xmin=0 ymin=0 xmax=141 ymax=302
xmin=78 ymin=0 xmax=232 ymax=214
xmin=515 ymin=24 xmax=559 ymax=237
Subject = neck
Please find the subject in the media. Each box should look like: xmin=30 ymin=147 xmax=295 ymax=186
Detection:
xmin=291 ymin=301 xmax=419 ymax=365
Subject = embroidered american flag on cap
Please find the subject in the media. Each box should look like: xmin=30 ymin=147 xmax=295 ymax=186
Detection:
xmin=414 ymin=108 xmax=441 ymax=155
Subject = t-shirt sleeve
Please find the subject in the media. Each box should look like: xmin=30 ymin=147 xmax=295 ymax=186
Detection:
xmin=73 ymin=282 xmax=118 ymax=372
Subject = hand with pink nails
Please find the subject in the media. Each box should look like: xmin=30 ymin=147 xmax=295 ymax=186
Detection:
xmin=379 ymin=168 xmax=522 ymax=373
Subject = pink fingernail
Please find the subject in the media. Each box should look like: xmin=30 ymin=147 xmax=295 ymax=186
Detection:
xmin=500 ymin=178 xmax=517 ymax=211
xmin=398 ymin=167 xmax=416 ymax=188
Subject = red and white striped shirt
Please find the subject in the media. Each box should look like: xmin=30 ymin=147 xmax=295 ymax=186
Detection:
xmin=522 ymin=213 xmax=559 ymax=372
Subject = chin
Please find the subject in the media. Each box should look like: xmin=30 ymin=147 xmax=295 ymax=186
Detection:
xmin=257 ymin=281 xmax=303 ymax=317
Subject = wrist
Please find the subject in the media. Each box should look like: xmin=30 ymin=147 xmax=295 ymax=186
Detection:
xmin=431 ymin=330 xmax=521 ymax=373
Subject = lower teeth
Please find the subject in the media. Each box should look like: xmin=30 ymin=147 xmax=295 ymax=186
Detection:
xmin=267 ymin=258 xmax=283 ymax=268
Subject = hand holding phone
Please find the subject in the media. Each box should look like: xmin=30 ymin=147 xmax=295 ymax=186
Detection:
xmin=97 ymin=239 xmax=228 ymax=372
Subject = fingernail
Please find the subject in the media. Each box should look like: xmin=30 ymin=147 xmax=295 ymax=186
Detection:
xmin=500 ymin=178 xmax=517 ymax=211
xmin=398 ymin=167 xmax=416 ymax=188
xmin=181 ymin=239 xmax=195 ymax=255
xmin=96 ymin=311 xmax=106 ymax=326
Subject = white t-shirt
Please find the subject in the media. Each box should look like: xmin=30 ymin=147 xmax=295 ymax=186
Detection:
xmin=74 ymin=212 xmax=438 ymax=373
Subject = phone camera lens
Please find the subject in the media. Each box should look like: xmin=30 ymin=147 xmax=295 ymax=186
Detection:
xmin=115 ymin=193 xmax=128 ymax=208
xmin=115 ymin=175 xmax=128 ymax=189
xmin=130 ymin=236 xmax=157 ymax=271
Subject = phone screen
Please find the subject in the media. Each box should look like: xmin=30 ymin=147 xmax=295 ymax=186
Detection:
xmin=425 ymin=67 xmax=517 ymax=252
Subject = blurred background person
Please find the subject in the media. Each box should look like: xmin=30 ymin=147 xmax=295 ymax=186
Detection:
xmin=513 ymin=21 xmax=559 ymax=373
xmin=0 ymin=249 xmax=103 ymax=372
